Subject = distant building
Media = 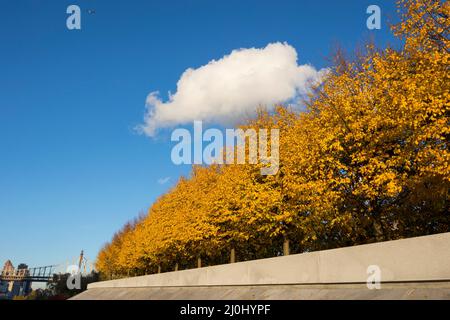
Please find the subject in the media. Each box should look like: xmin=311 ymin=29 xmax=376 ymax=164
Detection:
xmin=0 ymin=260 xmax=32 ymax=299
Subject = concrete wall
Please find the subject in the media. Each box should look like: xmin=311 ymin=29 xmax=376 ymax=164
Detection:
xmin=88 ymin=232 xmax=450 ymax=289
xmin=74 ymin=282 xmax=450 ymax=300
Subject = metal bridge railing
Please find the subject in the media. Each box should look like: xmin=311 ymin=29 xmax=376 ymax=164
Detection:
xmin=0 ymin=265 xmax=56 ymax=282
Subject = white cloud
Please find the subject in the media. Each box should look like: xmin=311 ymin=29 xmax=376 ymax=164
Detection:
xmin=139 ymin=42 xmax=327 ymax=136
xmin=157 ymin=176 xmax=171 ymax=185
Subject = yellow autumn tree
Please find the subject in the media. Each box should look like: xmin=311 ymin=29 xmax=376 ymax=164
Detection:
xmin=96 ymin=0 xmax=449 ymax=277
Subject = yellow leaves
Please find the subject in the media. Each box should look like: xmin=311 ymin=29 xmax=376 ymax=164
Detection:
xmin=386 ymin=180 xmax=403 ymax=196
xmin=394 ymin=0 xmax=450 ymax=53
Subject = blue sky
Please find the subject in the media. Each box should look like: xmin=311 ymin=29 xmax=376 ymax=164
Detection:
xmin=0 ymin=1 xmax=399 ymax=272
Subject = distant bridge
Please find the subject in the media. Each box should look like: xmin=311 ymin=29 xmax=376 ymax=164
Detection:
xmin=0 ymin=265 xmax=56 ymax=282
xmin=1 ymin=251 xmax=95 ymax=286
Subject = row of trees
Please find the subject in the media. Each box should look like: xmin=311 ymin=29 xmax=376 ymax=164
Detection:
xmin=96 ymin=0 xmax=449 ymax=279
